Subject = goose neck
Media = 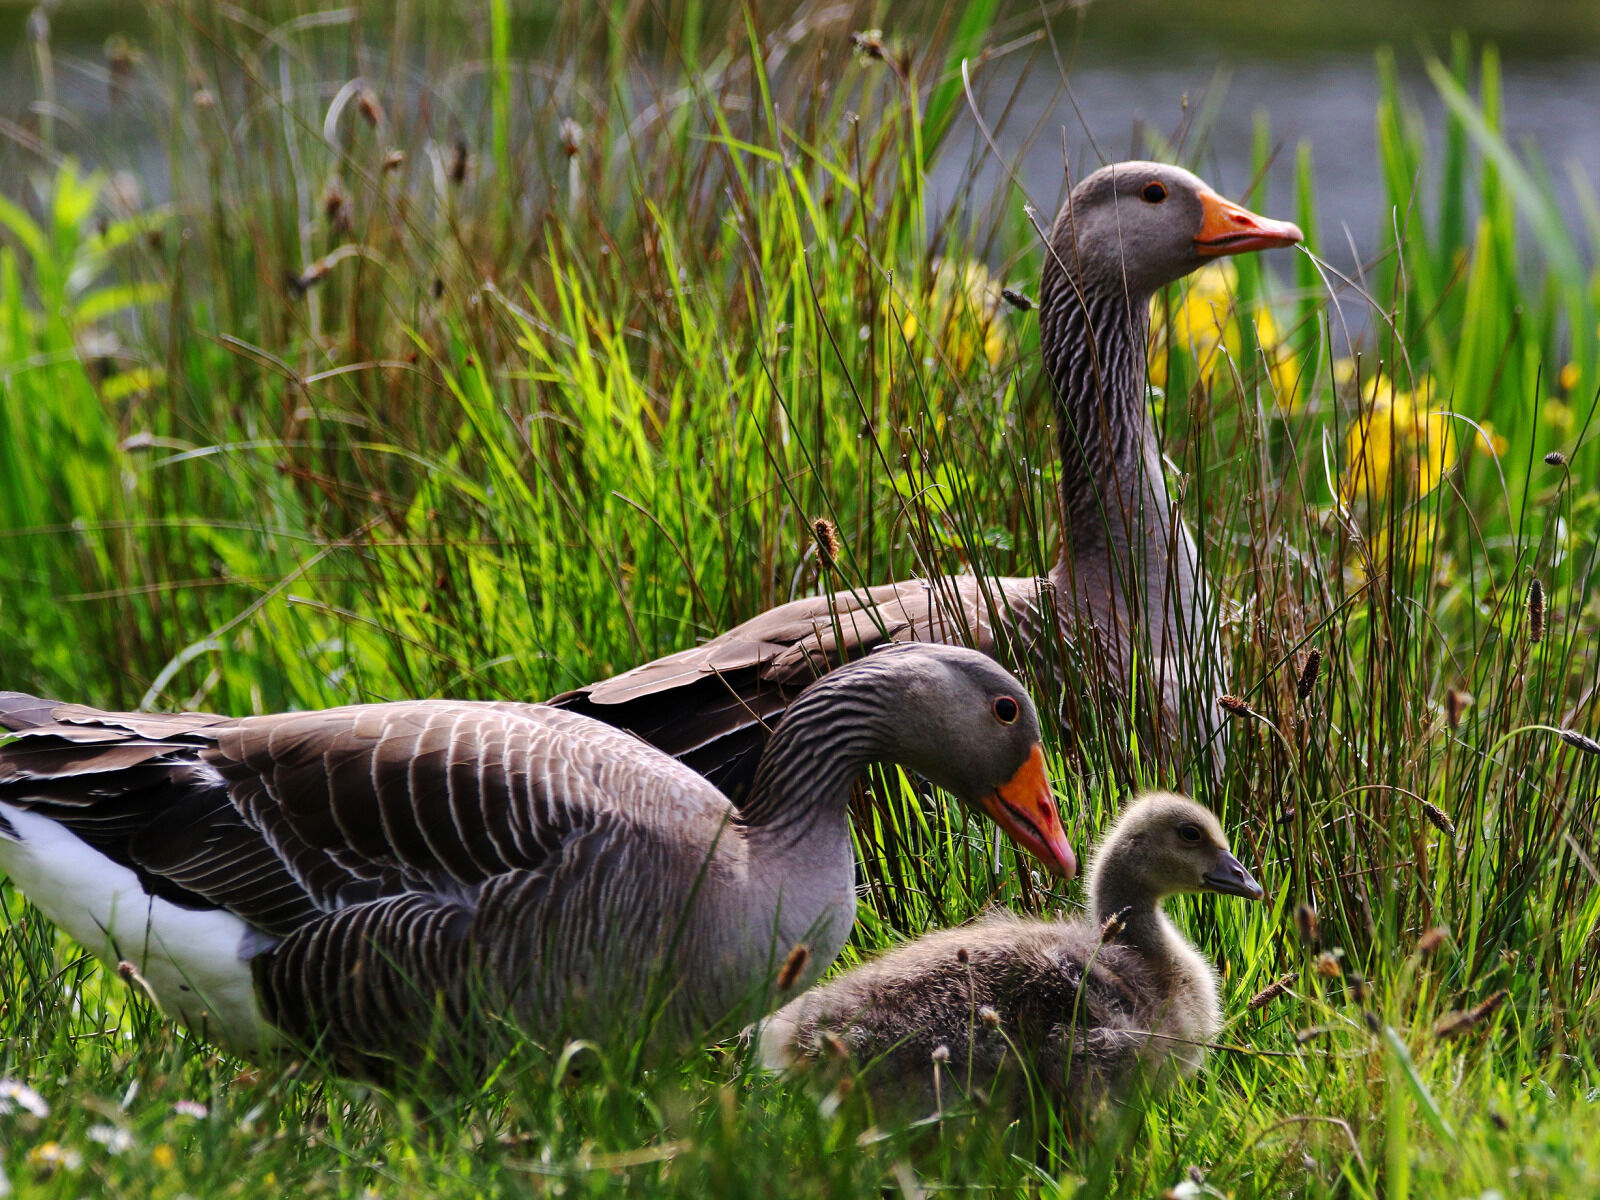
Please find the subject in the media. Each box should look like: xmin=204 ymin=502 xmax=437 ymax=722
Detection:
xmin=735 ymin=671 xmax=897 ymax=839
xmin=1038 ymin=262 xmax=1166 ymax=544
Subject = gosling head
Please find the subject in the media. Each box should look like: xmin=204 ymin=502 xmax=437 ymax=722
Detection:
xmin=862 ymin=643 xmax=1077 ymax=880
xmin=1087 ymin=791 xmax=1264 ymax=908
xmin=1047 ymin=161 xmax=1303 ymax=297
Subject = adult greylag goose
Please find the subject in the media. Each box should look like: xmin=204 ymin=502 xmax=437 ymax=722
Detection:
xmin=552 ymin=162 xmax=1302 ymax=794
xmin=759 ymin=793 xmax=1262 ymax=1117
xmin=0 ymin=644 xmax=1073 ymax=1080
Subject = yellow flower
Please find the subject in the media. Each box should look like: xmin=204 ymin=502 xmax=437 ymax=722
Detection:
xmin=1341 ymin=373 xmax=1456 ymax=502
xmin=902 ymin=259 xmax=1009 ymax=374
xmin=151 ymin=1143 xmax=176 ymax=1169
xmin=1558 ymin=362 xmax=1580 ymax=393
xmin=1544 ymin=399 xmax=1575 ymax=432
xmin=1149 ymin=261 xmax=1302 ymax=407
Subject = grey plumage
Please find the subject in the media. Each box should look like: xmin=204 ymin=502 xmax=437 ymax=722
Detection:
xmin=759 ymin=792 xmax=1264 ymax=1120
xmin=553 ymin=163 xmax=1303 ymax=794
xmin=0 ymin=644 xmax=1069 ymax=1081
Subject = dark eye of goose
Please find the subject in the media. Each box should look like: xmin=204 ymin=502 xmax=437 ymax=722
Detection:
xmin=1177 ymin=823 xmax=1202 ymax=843
xmin=992 ymin=696 xmax=1020 ymax=725
xmin=1142 ymin=181 xmax=1168 ymax=203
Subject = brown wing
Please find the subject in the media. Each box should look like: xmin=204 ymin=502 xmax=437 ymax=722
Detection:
xmin=549 ymin=574 xmax=1048 ymax=798
xmin=0 ymin=694 xmax=721 ymax=934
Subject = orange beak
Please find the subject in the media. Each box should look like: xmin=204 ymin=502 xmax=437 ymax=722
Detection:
xmin=979 ymin=744 xmax=1077 ymax=880
xmin=1194 ymin=190 xmax=1304 ymax=257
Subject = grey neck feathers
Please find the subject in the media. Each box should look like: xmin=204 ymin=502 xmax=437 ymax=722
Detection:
xmin=1038 ymin=242 xmax=1199 ymax=666
xmin=736 ymin=664 xmax=898 ymax=837
xmin=1088 ymin=850 xmax=1188 ymax=980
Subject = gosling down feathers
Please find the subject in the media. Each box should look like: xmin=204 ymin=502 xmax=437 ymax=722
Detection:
xmin=553 ymin=162 xmax=1303 ymax=794
xmin=759 ymin=793 xmax=1262 ymax=1116
xmin=0 ymin=643 xmax=1073 ymax=1080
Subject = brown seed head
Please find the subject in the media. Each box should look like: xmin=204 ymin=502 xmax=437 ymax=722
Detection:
xmin=383 ymin=149 xmax=406 ymax=173
xmin=1001 ymin=287 xmax=1034 ymax=312
xmin=1469 ymin=989 xmax=1509 ymax=1024
xmin=1420 ymin=800 xmax=1456 ymax=837
xmin=357 ymin=85 xmax=383 ymax=127
xmin=931 ymin=1044 xmax=951 ymax=1064
xmin=1545 ymin=450 xmax=1568 ymax=466
xmin=956 ymin=946 xmax=970 ymax=965
xmin=449 ymin=137 xmax=469 ymax=185
xmin=812 ymin=518 xmax=841 ymax=571
xmin=849 ymin=29 xmax=886 ymax=61
xmin=1296 ymin=648 xmax=1323 ymax=704
xmin=1218 ymin=693 xmax=1252 ymax=717
xmin=1560 ymin=729 xmax=1600 ymax=755
xmin=979 ymin=1005 xmax=1001 ymax=1028
xmin=1295 ymin=903 xmax=1320 ymax=947
xmin=1416 ymin=926 xmax=1450 ymax=957
xmin=1314 ymin=951 xmax=1342 ymax=978
xmin=776 ymin=943 xmax=811 ymax=991
xmin=1294 ymin=1025 xmax=1330 ymax=1045
xmin=1247 ymin=973 xmax=1296 ymax=1011
xmin=1434 ymin=1009 xmax=1477 ymax=1040
xmin=1101 ymin=906 xmax=1131 ymax=940
xmin=1445 ymin=688 xmax=1471 ymax=729
xmin=1527 ymin=578 xmax=1545 ymax=645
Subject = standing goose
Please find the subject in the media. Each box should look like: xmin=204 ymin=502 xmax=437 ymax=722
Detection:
xmin=759 ymin=793 xmax=1262 ymax=1117
xmin=552 ymin=162 xmax=1303 ymax=794
xmin=0 ymin=643 xmax=1073 ymax=1079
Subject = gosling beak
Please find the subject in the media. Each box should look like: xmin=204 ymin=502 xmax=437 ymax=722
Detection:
xmin=1194 ymin=190 xmax=1304 ymax=257
xmin=980 ymin=744 xmax=1077 ymax=880
xmin=1201 ymin=848 xmax=1265 ymax=900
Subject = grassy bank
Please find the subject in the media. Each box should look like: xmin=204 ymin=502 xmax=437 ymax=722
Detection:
xmin=1 ymin=2 xmax=1598 ymax=1196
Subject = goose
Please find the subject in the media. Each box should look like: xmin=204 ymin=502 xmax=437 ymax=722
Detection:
xmin=0 ymin=643 xmax=1073 ymax=1080
xmin=758 ymin=792 xmax=1262 ymax=1118
xmin=551 ymin=162 xmax=1303 ymax=794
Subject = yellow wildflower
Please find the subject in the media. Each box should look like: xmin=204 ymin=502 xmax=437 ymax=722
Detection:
xmin=1149 ymin=261 xmax=1302 ymax=407
xmin=1341 ymin=372 xmax=1456 ymax=502
xmin=1544 ymin=399 xmax=1575 ymax=432
xmin=151 ymin=1143 xmax=176 ymax=1169
xmin=1558 ymin=362 xmax=1580 ymax=394
xmin=902 ymin=258 xmax=1009 ymax=374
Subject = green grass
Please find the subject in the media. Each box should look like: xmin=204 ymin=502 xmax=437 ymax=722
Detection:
xmin=2 ymin=4 xmax=1599 ymax=1196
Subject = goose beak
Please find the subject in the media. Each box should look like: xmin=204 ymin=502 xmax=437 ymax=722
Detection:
xmin=1202 ymin=848 xmax=1265 ymax=900
xmin=981 ymin=744 xmax=1077 ymax=880
xmin=1194 ymin=190 xmax=1304 ymax=257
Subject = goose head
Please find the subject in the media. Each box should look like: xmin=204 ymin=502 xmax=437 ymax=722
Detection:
xmin=1048 ymin=161 xmax=1303 ymax=297
xmin=1087 ymin=791 xmax=1263 ymax=906
xmin=864 ymin=644 xmax=1077 ymax=880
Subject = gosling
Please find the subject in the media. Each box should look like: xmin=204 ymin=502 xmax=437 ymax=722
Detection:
xmin=759 ymin=793 xmax=1263 ymax=1118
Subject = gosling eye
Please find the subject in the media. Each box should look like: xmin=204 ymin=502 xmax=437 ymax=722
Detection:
xmin=1142 ymin=181 xmax=1168 ymax=203
xmin=1177 ymin=823 xmax=1203 ymax=844
xmin=992 ymin=696 xmax=1020 ymax=725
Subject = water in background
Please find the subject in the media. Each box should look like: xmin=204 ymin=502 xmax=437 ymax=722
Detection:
xmin=1 ymin=1 xmax=1596 ymax=274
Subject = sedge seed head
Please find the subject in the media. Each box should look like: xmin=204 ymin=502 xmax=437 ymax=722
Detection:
xmin=776 ymin=943 xmax=811 ymax=991
xmin=1296 ymin=648 xmax=1323 ymax=704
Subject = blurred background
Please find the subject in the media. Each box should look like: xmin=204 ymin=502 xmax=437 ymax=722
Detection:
xmin=3 ymin=0 xmax=1598 ymax=271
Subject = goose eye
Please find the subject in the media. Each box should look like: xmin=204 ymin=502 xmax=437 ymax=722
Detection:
xmin=1142 ymin=181 xmax=1167 ymax=203
xmin=1177 ymin=823 xmax=1202 ymax=843
xmin=992 ymin=696 xmax=1020 ymax=725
